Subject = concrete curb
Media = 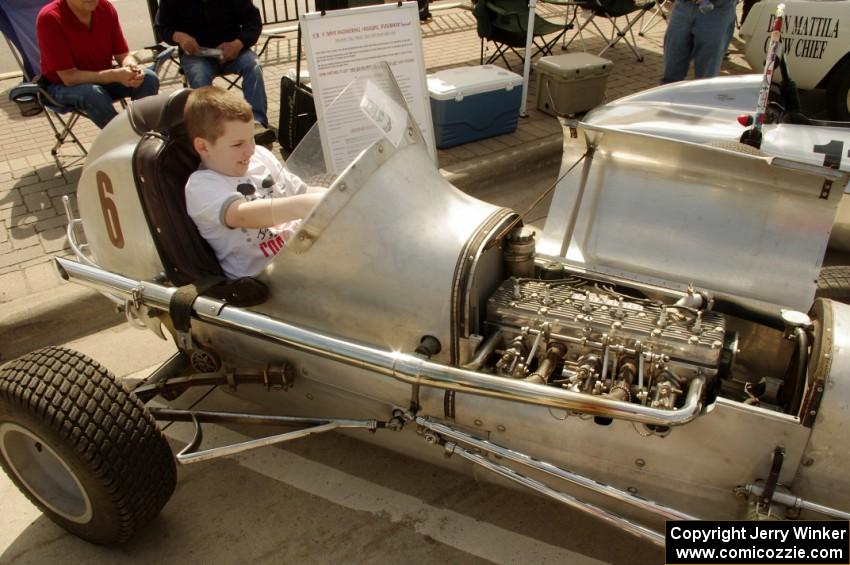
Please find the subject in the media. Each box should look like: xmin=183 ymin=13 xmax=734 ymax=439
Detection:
xmin=0 ymin=133 xmax=565 ymax=362
xmin=0 ymin=280 xmax=122 ymax=363
xmin=442 ymin=133 xmax=563 ymax=192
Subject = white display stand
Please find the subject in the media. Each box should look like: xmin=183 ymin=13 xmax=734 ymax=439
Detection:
xmin=301 ymin=2 xmax=436 ymax=174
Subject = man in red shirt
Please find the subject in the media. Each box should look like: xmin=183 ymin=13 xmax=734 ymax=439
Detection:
xmin=37 ymin=0 xmax=159 ymax=128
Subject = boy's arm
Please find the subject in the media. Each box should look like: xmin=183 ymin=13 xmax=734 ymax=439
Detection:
xmin=224 ymin=193 xmax=323 ymax=229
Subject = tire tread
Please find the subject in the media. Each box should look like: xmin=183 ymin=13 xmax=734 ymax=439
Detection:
xmin=0 ymin=346 xmax=176 ymax=544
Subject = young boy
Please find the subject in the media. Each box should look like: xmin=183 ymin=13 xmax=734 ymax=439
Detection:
xmin=184 ymin=86 xmax=323 ymax=279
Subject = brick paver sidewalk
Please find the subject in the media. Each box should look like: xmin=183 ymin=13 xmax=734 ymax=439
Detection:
xmin=0 ymin=2 xmax=754 ymax=305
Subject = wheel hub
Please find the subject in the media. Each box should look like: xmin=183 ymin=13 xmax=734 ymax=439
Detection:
xmin=0 ymin=422 xmax=93 ymax=524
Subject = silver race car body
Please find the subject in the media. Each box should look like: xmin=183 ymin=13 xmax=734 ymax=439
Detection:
xmin=4 ymin=67 xmax=850 ymax=547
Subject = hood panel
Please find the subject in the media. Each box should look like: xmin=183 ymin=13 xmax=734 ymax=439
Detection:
xmin=581 ymin=75 xmax=761 ymax=144
xmin=540 ymin=123 xmax=847 ymax=312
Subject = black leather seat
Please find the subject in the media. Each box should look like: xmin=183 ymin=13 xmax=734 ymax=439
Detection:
xmin=129 ymin=89 xmax=268 ymax=306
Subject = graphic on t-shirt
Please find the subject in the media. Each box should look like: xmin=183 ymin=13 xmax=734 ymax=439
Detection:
xmin=186 ymin=146 xmax=307 ymax=279
xmin=237 ymin=182 xmax=256 ymax=198
xmin=259 ymin=234 xmax=285 ymax=257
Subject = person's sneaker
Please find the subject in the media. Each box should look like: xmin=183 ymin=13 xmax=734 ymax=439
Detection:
xmin=254 ymin=123 xmax=276 ymax=149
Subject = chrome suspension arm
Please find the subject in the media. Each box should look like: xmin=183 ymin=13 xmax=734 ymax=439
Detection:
xmin=150 ymin=408 xmax=381 ymax=464
xmin=417 ymin=416 xmax=698 ymax=523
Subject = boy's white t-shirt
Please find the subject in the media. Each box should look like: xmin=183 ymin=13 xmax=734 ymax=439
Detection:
xmin=186 ymin=146 xmax=308 ymax=280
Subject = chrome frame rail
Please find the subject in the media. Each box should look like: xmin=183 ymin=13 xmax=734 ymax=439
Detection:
xmin=737 ymin=484 xmax=850 ymax=520
xmin=55 ymin=258 xmax=706 ymax=426
xmin=61 ymin=196 xmax=124 ymax=306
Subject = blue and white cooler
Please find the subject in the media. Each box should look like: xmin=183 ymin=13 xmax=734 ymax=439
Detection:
xmin=427 ymin=65 xmax=523 ymax=149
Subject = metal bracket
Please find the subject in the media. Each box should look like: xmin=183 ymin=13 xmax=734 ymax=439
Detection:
xmin=758 ymin=446 xmax=786 ymax=514
xmin=820 ymin=179 xmax=832 ymax=200
xmin=133 ymin=364 xmax=295 ymax=403
xmin=176 ymin=330 xmax=194 ymax=352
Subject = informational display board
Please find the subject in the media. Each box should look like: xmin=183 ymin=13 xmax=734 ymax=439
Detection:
xmin=301 ymin=2 xmax=436 ymax=174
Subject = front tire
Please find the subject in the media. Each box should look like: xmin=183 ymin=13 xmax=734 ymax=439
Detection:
xmin=816 ymin=265 xmax=850 ymax=303
xmin=0 ymin=347 xmax=176 ymax=544
xmin=826 ymin=59 xmax=850 ymax=122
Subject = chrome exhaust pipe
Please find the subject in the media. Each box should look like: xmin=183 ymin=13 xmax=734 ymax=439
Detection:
xmin=55 ymin=257 xmax=706 ymax=426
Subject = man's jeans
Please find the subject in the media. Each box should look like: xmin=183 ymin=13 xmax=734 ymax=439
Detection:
xmin=46 ymin=68 xmax=160 ymax=129
xmin=180 ymin=49 xmax=268 ymax=126
xmin=661 ymin=0 xmax=737 ymax=84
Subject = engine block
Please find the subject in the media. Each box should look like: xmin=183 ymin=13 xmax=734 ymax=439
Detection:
xmin=485 ymin=277 xmax=727 ymax=398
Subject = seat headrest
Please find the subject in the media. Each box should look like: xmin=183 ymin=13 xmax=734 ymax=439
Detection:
xmin=128 ymin=88 xmax=192 ymax=137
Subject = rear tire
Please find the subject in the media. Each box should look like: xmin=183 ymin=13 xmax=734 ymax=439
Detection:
xmin=816 ymin=265 xmax=850 ymax=303
xmin=0 ymin=347 xmax=176 ymax=544
xmin=826 ymin=59 xmax=850 ymax=122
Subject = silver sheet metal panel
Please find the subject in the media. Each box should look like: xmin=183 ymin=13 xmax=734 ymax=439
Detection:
xmin=795 ymin=299 xmax=850 ymax=513
xmin=580 ymin=75 xmax=761 ymax=144
xmin=540 ymin=122 xmax=848 ymax=312
xmin=254 ymin=128 xmax=505 ymax=364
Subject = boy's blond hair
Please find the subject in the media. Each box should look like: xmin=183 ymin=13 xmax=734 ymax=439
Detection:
xmin=184 ymin=85 xmax=253 ymax=143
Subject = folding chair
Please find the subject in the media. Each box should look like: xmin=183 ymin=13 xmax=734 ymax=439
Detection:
xmin=539 ymin=0 xmax=584 ymax=50
xmin=562 ymin=0 xmax=655 ymax=61
xmin=0 ymin=0 xmax=96 ymax=164
xmin=474 ymin=0 xmax=572 ymax=72
xmin=8 ymin=81 xmax=91 ymax=161
xmin=639 ymin=0 xmax=668 ymax=35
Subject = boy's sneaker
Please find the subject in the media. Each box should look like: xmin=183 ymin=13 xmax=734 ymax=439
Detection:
xmin=254 ymin=123 xmax=276 ymax=149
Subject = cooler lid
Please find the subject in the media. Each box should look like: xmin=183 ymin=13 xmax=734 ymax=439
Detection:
xmin=535 ymin=53 xmax=612 ymax=78
xmin=427 ymin=65 xmax=523 ymax=101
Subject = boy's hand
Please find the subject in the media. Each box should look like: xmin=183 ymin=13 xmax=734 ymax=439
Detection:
xmin=173 ymin=31 xmax=200 ymax=55
xmin=217 ymin=40 xmax=244 ymax=63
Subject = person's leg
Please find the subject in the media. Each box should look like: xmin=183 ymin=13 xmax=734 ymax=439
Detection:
xmin=661 ymin=0 xmax=696 ymax=83
xmin=179 ymin=54 xmax=218 ymax=88
xmin=46 ymin=82 xmax=118 ymax=128
xmin=692 ymin=0 xmax=737 ymax=78
xmin=222 ymin=50 xmax=268 ymax=126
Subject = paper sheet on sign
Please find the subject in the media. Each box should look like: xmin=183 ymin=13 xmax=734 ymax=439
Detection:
xmin=302 ymin=2 xmax=436 ymax=174
xmin=360 ymin=81 xmax=407 ymax=148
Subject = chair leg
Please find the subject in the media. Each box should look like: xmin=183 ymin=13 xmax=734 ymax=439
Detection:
xmin=598 ymin=8 xmax=650 ymax=62
xmin=562 ymin=14 xmax=595 ymax=52
xmin=639 ymin=0 xmax=667 ymax=35
xmin=257 ymin=37 xmax=271 ymax=59
xmin=221 ymin=73 xmax=245 ymax=91
xmin=484 ymin=43 xmax=517 ymax=72
xmin=534 ymin=26 xmax=570 ymax=59
xmin=43 ymin=109 xmax=88 ymax=171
